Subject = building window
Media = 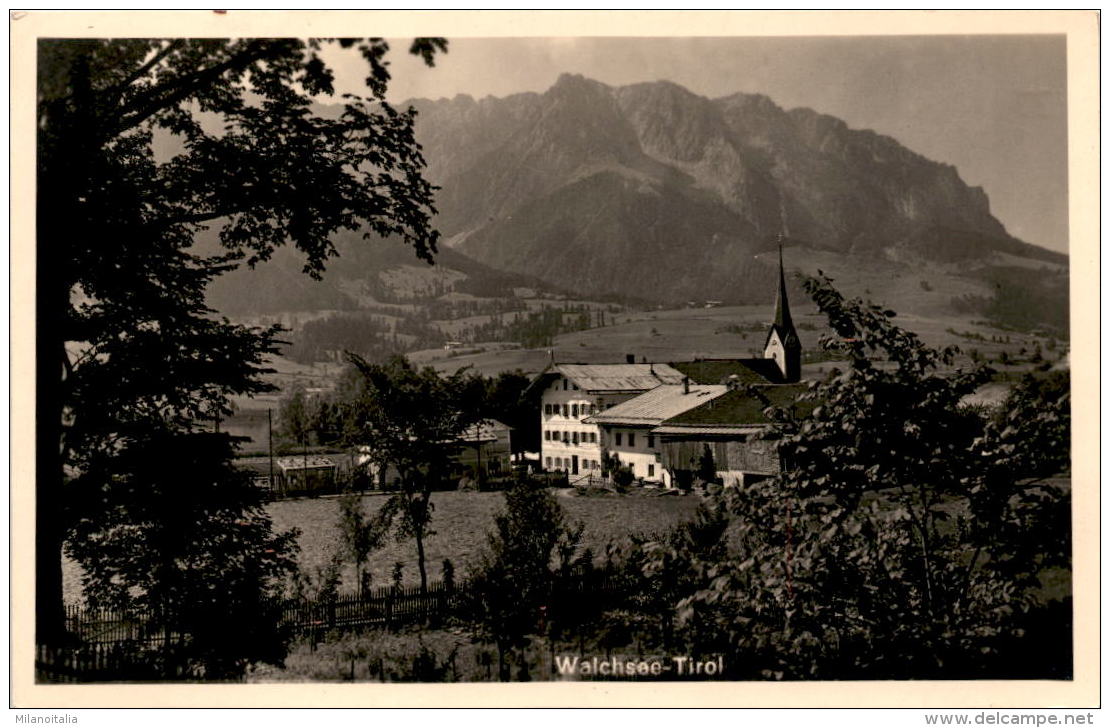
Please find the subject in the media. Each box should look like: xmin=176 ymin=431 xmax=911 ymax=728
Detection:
xmin=589 ymin=432 xmax=597 ymax=443
xmin=573 ymin=383 xmax=579 ymax=390
xmin=590 ymin=404 xmax=597 ymax=415
xmin=563 ymin=379 xmax=568 ymax=391
xmin=615 ymin=432 xmax=622 ymax=447
xmin=648 ymin=464 xmax=655 ymax=477
xmin=555 ymin=457 xmax=562 ymax=468
xmin=647 ymin=434 xmax=655 ymax=449
xmin=572 ymin=432 xmax=579 ymax=445
xmin=544 ymin=431 xmax=550 ymax=441
xmin=563 ymin=432 xmax=570 ymax=444
xmin=628 ymin=432 xmax=636 ymax=448
xmin=545 ymin=457 xmax=552 ymax=468
xmin=571 ymin=404 xmax=579 ymax=418
xmin=562 ymin=404 xmax=569 ymax=417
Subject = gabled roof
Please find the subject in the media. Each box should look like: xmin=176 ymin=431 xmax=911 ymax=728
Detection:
xmin=535 ymin=362 xmax=686 ymax=393
xmin=670 ymin=358 xmax=785 ymax=386
xmin=583 ymin=384 xmax=728 ymax=427
xmin=660 ymin=384 xmax=812 ymax=427
xmin=459 ymin=419 xmax=509 ymax=444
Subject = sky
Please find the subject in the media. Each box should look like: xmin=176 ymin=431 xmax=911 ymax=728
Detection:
xmin=322 ymin=35 xmax=1068 ymax=253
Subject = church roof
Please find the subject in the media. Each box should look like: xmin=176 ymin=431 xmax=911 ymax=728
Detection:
xmin=670 ymin=358 xmax=786 ymax=386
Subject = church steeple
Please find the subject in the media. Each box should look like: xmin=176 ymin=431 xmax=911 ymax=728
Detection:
xmin=772 ymin=237 xmax=794 ymax=333
xmin=763 ymin=236 xmax=802 ymax=382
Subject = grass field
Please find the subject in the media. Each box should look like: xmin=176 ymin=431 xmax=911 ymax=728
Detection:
xmin=266 ymin=489 xmax=701 ymax=594
xmin=60 ymin=488 xmax=700 ymax=606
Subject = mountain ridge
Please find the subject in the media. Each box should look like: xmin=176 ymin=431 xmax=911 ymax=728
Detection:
xmin=399 ymin=73 xmax=1062 ymax=305
xmin=203 ymin=74 xmax=1065 ymax=338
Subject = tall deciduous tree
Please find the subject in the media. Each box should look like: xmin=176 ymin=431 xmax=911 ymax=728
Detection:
xmin=343 ymin=354 xmax=484 ymax=592
xmin=37 ymin=37 xmax=446 ymax=646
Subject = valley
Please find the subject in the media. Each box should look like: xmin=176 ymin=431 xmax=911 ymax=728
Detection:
xmin=199 ymin=75 xmax=1070 ymax=445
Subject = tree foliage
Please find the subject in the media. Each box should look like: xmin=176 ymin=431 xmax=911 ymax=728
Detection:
xmin=653 ymin=274 xmax=1071 ymax=679
xmin=466 ymin=477 xmax=584 ymax=680
xmin=336 ymin=493 xmax=388 ymax=594
xmin=66 ymin=431 xmax=299 ymax=678
xmin=37 ymin=36 xmax=446 ymax=655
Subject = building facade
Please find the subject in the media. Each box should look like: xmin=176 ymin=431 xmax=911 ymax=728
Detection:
xmin=654 ymin=383 xmax=811 ymax=487
xmin=535 ymin=362 xmax=685 ymax=477
xmin=584 ymin=382 xmax=728 ymax=487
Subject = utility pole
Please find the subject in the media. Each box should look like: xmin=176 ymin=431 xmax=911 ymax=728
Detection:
xmin=476 ymin=427 xmax=484 ymax=490
xmin=268 ymin=408 xmax=275 ymax=494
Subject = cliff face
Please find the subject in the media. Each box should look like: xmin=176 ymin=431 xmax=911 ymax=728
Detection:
xmin=407 ymin=74 xmax=1057 ymax=303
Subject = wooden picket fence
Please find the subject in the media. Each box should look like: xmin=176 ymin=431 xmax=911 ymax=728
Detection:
xmin=283 ymin=580 xmax=461 ymax=637
xmin=40 ymin=569 xmax=623 ymax=682
xmin=35 ymin=641 xmax=197 ymax=683
xmin=63 ymin=604 xmax=178 ymax=644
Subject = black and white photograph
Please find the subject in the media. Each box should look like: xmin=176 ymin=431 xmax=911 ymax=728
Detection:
xmin=11 ymin=9 xmax=1099 ymax=710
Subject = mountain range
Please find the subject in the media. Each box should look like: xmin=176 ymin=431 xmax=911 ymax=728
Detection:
xmin=206 ymin=74 xmax=1067 ymax=330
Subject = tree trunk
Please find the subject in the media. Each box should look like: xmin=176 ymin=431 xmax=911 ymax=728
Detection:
xmin=35 ymin=470 xmax=66 ymax=645
xmin=497 ymin=642 xmax=509 ymax=682
xmin=414 ymin=529 xmax=428 ymax=595
xmin=35 ymin=194 xmax=71 ymax=648
xmin=36 ymin=48 xmax=95 ymax=648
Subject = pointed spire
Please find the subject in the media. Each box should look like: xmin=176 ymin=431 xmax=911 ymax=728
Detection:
xmin=772 ymin=234 xmax=794 ymax=331
xmin=763 ymin=234 xmax=802 ymax=382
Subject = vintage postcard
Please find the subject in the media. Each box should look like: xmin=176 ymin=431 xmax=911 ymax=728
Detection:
xmin=9 ymin=9 xmax=1100 ymax=709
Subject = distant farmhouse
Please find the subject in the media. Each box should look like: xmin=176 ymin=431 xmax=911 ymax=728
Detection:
xmin=236 ymin=454 xmax=347 ymax=497
xmin=357 ymin=418 xmax=513 ymax=490
xmin=455 ymin=418 xmax=513 ymax=486
xmin=540 ymin=243 xmax=805 ymax=488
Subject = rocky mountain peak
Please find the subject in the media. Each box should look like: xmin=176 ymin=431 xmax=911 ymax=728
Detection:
xmin=398 ymin=75 xmax=1062 ymax=304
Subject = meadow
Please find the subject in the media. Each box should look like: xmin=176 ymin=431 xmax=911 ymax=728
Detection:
xmin=266 ymin=488 xmax=702 ymax=594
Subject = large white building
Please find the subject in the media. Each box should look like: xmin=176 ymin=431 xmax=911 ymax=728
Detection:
xmin=533 ymin=362 xmax=685 ymax=478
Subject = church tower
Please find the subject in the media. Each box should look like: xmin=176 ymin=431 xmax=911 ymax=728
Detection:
xmin=763 ymin=238 xmax=802 ymax=383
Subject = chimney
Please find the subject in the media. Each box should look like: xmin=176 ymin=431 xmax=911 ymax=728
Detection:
xmin=683 ymin=376 xmax=690 ymax=395
xmin=625 ymin=354 xmax=635 ymax=364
